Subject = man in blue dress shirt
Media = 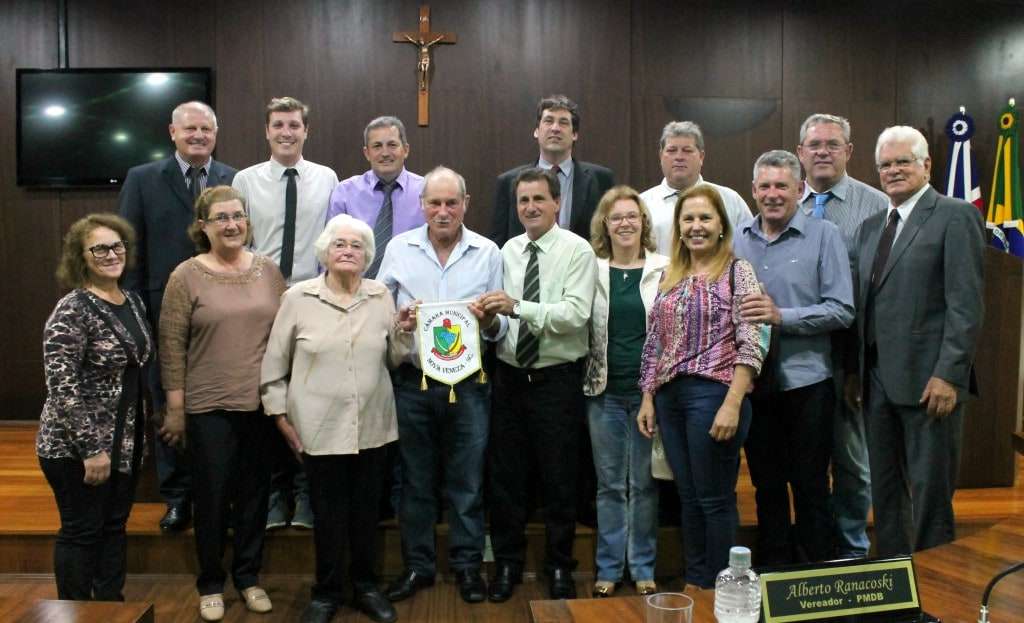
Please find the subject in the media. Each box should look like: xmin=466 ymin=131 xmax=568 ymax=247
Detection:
xmin=734 ymin=150 xmax=855 ymax=565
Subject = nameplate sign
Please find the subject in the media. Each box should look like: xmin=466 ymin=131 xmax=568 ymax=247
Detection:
xmin=760 ymin=557 xmax=925 ymax=622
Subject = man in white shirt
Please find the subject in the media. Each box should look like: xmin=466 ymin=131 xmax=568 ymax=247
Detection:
xmin=232 ymin=96 xmax=338 ymax=531
xmin=639 ymin=121 xmax=753 ymax=254
xmin=377 ymin=167 xmax=504 ymax=605
xmin=478 ymin=168 xmax=597 ymax=602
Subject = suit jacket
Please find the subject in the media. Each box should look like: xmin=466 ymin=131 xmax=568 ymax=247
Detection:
xmin=490 ymin=159 xmax=615 ymax=248
xmin=118 ymin=156 xmax=236 ymax=330
xmin=852 ymin=186 xmax=984 ymax=405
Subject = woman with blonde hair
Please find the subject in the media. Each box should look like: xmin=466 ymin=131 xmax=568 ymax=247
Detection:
xmin=584 ymin=186 xmax=668 ymax=597
xmin=637 ymin=183 xmax=764 ymax=589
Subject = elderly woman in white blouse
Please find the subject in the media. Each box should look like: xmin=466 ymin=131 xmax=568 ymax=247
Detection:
xmin=260 ymin=214 xmax=410 ymax=623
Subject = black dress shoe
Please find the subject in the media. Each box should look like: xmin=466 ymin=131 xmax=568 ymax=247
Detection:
xmin=159 ymin=504 xmax=191 ymax=532
xmin=354 ymin=590 xmax=397 ymax=623
xmin=487 ymin=563 xmax=522 ymax=603
xmin=384 ymin=569 xmax=435 ymax=602
xmin=455 ymin=568 xmax=487 ymax=603
xmin=548 ymin=567 xmax=576 ymax=599
xmin=300 ymin=598 xmax=339 ymax=623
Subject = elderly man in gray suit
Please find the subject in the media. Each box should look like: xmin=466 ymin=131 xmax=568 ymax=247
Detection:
xmin=849 ymin=125 xmax=984 ymax=556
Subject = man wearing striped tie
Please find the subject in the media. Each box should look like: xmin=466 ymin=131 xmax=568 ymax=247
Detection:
xmin=478 ymin=167 xmax=597 ymax=602
xmin=795 ymin=113 xmax=887 ymax=559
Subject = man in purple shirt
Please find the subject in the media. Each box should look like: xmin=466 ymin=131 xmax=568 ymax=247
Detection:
xmin=327 ymin=116 xmax=425 ymax=278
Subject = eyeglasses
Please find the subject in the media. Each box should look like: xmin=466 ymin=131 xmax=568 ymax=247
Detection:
xmin=205 ymin=211 xmax=248 ymax=225
xmin=606 ymin=213 xmax=641 ymax=225
xmin=802 ymin=141 xmax=848 ymax=154
xmin=329 ymin=239 xmax=365 ymax=252
xmin=87 ymin=241 xmax=127 ymax=258
xmin=876 ymin=158 xmax=920 ymax=173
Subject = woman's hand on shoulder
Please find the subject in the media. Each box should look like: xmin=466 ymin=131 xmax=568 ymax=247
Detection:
xmin=83 ymin=452 xmax=111 ymax=485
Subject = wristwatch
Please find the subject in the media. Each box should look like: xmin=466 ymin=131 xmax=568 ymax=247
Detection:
xmin=511 ymin=300 xmax=521 ymax=319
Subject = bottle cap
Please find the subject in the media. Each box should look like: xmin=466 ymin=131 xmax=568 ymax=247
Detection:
xmin=729 ymin=546 xmax=751 ymax=569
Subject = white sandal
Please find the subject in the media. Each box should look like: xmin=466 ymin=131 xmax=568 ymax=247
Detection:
xmin=199 ymin=593 xmax=225 ymax=621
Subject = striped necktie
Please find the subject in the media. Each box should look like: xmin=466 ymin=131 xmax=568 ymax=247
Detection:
xmin=366 ymin=180 xmax=397 ymax=278
xmin=516 ymin=241 xmax=541 ymax=368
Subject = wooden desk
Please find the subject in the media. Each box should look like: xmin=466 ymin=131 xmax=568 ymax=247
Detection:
xmin=531 ymin=516 xmax=1024 ymax=623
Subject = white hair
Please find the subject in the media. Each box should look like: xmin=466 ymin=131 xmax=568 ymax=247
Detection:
xmin=421 ymin=165 xmax=467 ymax=202
xmin=753 ymin=149 xmax=802 ymax=183
xmin=314 ymin=214 xmax=376 ymax=272
xmin=875 ymin=126 xmax=929 ymax=165
xmin=171 ymin=101 xmax=218 ymax=129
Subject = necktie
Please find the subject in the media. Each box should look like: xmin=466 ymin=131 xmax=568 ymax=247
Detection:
xmin=187 ymin=166 xmax=205 ymax=204
xmin=812 ymin=191 xmax=831 ymax=218
xmin=367 ymin=180 xmax=397 ymax=279
xmin=870 ymin=209 xmax=901 ymax=288
xmin=280 ymin=168 xmax=298 ymax=280
xmin=516 ymin=242 xmax=541 ymax=368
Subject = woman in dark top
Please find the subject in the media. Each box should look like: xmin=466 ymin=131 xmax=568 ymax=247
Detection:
xmin=583 ymin=186 xmax=669 ymax=597
xmin=37 ymin=213 xmax=153 ymax=601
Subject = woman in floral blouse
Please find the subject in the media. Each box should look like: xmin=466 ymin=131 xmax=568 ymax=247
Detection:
xmin=636 ymin=184 xmax=764 ymax=589
xmin=37 ymin=213 xmax=153 ymax=601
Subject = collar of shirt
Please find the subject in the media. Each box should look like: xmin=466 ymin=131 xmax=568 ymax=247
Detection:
xmin=367 ymin=167 xmax=409 ymax=191
xmin=539 ymin=158 xmax=574 ymax=179
xmin=801 ymin=173 xmax=851 ymax=207
xmin=744 ymin=207 xmax=809 ymax=243
xmin=175 ymin=152 xmax=211 ymax=177
xmin=268 ymin=156 xmax=306 ymax=179
xmin=407 ymin=223 xmax=480 ymax=267
xmin=524 ymin=223 xmax=562 ymax=255
xmin=887 ymin=183 xmax=930 ymax=223
xmin=656 ymin=175 xmax=709 ymax=201
xmin=300 ymin=273 xmax=387 ymax=309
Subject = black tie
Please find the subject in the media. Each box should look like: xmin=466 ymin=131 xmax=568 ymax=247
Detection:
xmin=280 ymin=168 xmax=298 ymax=280
xmin=187 ymin=166 xmax=205 ymax=204
xmin=516 ymin=242 xmax=541 ymax=368
xmin=367 ymin=180 xmax=397 ymax=279
xmin=870 ymin=209 xmax=901 ymax=289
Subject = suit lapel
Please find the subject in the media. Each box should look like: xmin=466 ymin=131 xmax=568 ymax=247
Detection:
xmin=207 ymin=160 xmax=230 ymax=186
xmin=571 ymin=161 xmax=590 ymax=234
xmin=860 ymin=214 xmax=884 ymax=307
xmin=161 ymin=158 xmax=194 ymax=212
xmin=877 ymin=187 xmax=937 ymax=288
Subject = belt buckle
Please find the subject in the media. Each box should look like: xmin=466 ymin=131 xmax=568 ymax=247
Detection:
xmin=527 ymin=372 xmax=533 ymax=383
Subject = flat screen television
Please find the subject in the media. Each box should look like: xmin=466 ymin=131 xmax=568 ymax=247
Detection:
xmin=16 ymin=67 xmax=213 ymax=188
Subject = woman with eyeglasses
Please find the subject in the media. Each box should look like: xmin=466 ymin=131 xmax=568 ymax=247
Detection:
xmin=583 ymin=186 xmax=669 ymax=598
xmin=159 ymin=186 xmax=285 ymax=621
xmin=261 ymin=213 xmax=408 ymax=623
xmin=37 ymin=213 xmax=154 ymax=601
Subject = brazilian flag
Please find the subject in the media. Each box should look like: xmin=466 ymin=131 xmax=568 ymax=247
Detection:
xmin=986 ymin=100 xmax=1024 ymax=256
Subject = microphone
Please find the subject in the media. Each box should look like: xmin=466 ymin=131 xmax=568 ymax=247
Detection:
xmin=977 ymin=560 xmax=1024 ymax=622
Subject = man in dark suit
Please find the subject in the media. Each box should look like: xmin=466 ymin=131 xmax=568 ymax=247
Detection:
xmin=849 ymin=125 xmax=984 ymax=556
xmin=118 ymin=100 xmax=236 ymax=532
xmin=490 ymin=95 xmax=615 ymax=247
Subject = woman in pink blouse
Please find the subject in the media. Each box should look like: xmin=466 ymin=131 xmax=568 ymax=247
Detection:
xmin=636 ymin=183 xmax=764 ymax=589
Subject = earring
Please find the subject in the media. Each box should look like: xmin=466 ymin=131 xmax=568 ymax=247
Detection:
xmin=719 ymin=233 xmax=725 ymax=239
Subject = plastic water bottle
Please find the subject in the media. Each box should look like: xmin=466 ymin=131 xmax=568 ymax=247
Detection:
xmin=714 ymin=546 xmax=761 ymax=623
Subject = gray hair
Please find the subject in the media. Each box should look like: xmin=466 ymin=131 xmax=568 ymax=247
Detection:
xmin=363 ymin=115 xmax=408 ymax=147
xmin=799 ymin=113 xmax=851 ymax=144
xmin=875 ymin=126 xmax=929 ymax=165
xmin=660 ymin=120 xmax=705 ymax=151
xmin=314 ymin=214 xmax=376 ymax=272
xmin=420 ymin=166 xmax=467 ymax=201
xmin=753 ymin=149 xmax=802 ymax=182
xmin=171 ymin=101 xmax=217 ymax=129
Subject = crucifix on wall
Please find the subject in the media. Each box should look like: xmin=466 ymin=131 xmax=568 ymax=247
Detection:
xmin=393 ymin=5 xmax=456 ymax=126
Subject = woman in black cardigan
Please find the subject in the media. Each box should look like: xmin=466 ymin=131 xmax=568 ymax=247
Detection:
xmin=36 ymin=213 xmax=153 ymax=601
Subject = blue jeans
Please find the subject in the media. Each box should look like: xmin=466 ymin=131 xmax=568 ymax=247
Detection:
xmin=586 ymin=393 xmax=658 ymax=582
xmin=655 ymin=376 xmax=750 ymax=589
xmin=395 ymin=368 xmax=489 ymax=575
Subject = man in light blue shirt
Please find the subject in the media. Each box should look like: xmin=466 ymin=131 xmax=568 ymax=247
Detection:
xmin=376 ymin=166 xmax=504 ymax=605
xmin=734 ymin=149 xmax=854 ymax=566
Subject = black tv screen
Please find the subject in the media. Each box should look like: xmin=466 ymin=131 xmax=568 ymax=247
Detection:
xmin=17 ymin=68 xmax=213 ymax=188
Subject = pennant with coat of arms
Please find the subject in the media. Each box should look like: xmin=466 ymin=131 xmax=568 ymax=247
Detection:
xmin=415 ymin=300 xmax=484 ymax=396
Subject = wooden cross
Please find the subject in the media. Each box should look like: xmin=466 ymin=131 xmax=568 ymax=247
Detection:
xmin=393 ymin=5 xmax=456 ymax=126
